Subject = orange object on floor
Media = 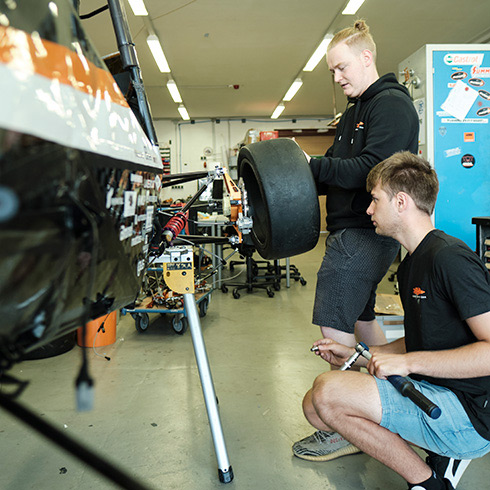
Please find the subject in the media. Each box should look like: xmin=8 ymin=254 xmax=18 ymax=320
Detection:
xmin=77 ymin=311 xmax=117 ymax=347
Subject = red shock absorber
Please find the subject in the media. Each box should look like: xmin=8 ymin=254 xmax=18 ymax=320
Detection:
xmin=162 ymin=211 xmax=187 ymax=242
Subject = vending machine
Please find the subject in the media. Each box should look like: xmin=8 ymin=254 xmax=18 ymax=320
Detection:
xmin=399 ymin=45 xmax=490 ymax=250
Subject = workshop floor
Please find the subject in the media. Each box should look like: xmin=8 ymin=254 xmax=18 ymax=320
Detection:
xmin=2 ymin=238 xmax=490 ymax=490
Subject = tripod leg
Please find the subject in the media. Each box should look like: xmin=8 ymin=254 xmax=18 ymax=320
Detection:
xmin=183 ymin=294 xmax=234 ymax=483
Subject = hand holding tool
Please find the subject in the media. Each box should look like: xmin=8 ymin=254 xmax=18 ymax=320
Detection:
xmin=343 ymin=343 xmax=442 ymax=420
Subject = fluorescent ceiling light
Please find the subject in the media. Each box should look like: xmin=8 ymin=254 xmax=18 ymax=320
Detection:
xmin=342 ymin=0 xmax=366 ymax=15
xmin=167 ymin=79 xmax=182 ymax=103
xmin=178 ymin=104 xmax=190 ymax=120
xmin=127 ymin=0 xmax=148 ymax=16
xmin=283 ymin=78 xmax=303 ymax=102
xmin=147 ymin=34 xmax=171 ymax=72
xmin=303 ymin=36 xmax=332 ymax=72
xmin=271 ymin=103 xmax=285 ymax=119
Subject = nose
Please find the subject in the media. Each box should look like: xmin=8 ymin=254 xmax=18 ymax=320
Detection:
xmin=334 ymin=70 xmax=342 ymax=84
xmin=366 ymin=201 xmax=374 ymax=215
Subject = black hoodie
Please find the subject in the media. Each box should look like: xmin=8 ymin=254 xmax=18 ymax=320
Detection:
xmin=309 ymin=73 xmax=419 ymax=232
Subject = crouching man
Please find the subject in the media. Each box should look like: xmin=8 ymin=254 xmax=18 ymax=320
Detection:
xmin=302 ymin=151 xmax=490 ymax=489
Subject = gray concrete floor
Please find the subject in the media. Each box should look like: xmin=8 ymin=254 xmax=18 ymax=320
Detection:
xmin=2 ymin=239 xmax=490 ymax=489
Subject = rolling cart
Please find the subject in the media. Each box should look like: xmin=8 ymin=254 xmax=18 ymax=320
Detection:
xmin=121 ymin=285 xmax=212 ymax=334
xmin=121 ymin=236 xmax=214 ymax=334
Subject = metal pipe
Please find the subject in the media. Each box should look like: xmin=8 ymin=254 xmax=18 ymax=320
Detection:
xmin=183 ymin=294 xmax=233 ymax=483
xmin=106 ymin=0 xmax=158 ymax=146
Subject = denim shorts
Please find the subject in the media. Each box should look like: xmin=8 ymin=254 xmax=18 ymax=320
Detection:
xmin=375 ymin=376 xmax=490 ymax=460
xmin=313 ymin=228 xmax=399 ymax=332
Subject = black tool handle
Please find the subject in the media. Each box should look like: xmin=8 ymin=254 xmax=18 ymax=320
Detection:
xmin=387 ymin=375 xmax=442 ymax=419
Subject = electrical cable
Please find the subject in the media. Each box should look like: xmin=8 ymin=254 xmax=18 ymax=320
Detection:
xmin=79 ymin=4 xmax=109 ymax=19
xmin=151 ymin=0 xmax=197 ymax=20
xmin=207 ymin=265 xmax=245 ymax=286
xmin=92 ymin=312 xmax=112 ymax=361
xmin=176 ymin=235 xmax=229 ymax=264
xmin=193 ymin=248 xmax=244 ymax=285
xmin=68 ymin=191 xmax=99 ymax=411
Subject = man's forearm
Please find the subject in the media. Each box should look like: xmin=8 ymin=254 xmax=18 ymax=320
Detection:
xmin=406 ymin=341 xmax=490 ymax=379
xmin=371 ymin=337 xmax=406 ymax=355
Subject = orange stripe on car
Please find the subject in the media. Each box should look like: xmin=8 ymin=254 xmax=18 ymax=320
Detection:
xmin=0 ymin=25 xmax=128 ymax=108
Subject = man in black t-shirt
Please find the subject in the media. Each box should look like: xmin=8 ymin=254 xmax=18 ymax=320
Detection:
xmin=302 ymin=152 xmax=490 ymax=490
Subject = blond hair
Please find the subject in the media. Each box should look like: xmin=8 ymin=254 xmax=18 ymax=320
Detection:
xmin=328 ymin=20 xmax=377 ymax=60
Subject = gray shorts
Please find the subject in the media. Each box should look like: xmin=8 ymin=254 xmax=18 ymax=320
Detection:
xmin=312 ymin=228 xmax=399 ymax=333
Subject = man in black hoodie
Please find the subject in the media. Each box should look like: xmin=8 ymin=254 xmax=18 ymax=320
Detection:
xmin=293 ymin=20 xmax=419 ymax=461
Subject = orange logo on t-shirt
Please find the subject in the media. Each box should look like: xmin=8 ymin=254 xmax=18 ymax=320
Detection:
xmin=413 ymin=287 xmax=425 ymax=296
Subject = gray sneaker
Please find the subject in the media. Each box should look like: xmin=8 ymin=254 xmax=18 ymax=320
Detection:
xmin=292 ymin=430 xmax=361 ymax=461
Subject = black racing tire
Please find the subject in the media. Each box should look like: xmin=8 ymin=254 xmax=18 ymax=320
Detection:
xmin=22 ymin=332 xmax=77 ymax=360
xmin=238 ymin=138 xmax=320 ymax=260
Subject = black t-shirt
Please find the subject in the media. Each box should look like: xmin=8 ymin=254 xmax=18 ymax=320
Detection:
xmin=398 ymin=229 xmax=490 ymax=440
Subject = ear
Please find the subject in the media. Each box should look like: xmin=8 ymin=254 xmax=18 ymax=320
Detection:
xmin=395 ymin=192 xmax=410 ymax=213
xmin=361 ymin=49 xmax=374 ymax=67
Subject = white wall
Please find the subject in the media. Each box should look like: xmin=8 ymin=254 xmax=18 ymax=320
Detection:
xmin=154 ymin=117 xmax=333 ymax=201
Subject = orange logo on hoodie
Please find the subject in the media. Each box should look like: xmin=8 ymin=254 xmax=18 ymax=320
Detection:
xmin=413 ymin=287 xmax=425 ymax=296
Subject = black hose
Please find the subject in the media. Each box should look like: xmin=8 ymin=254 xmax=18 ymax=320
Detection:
xmin=0 ymin=394 xmax=153 ymax=490
xmin=79 ymin=4 xmax=109 ymax=19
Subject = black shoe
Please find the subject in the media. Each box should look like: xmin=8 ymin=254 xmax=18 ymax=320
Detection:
xmin=425 ymin=450 xmax=471 ymax=489
xmin=408 ymin=471 xmax=449 ymax=489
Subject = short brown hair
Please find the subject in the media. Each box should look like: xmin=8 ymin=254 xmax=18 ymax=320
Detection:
xmin=366 ymin=152 xmax=439 ymax=215
xmin=328 ymin=19 xmax=377 ymax=60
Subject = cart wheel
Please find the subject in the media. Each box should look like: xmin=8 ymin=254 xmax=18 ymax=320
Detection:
xmin=267 ymin=288 xmax=275 ymax=298
xmin=172 ymin=315 xmax=188 ymax=335
xmin=135 ymin=313 xmax=150 ymax=333
xmin=199 ymin=298 xmax=209 ymax=317
xmin=273 ymin=282 xmax=281 ymax=291
xmin=221 ymin=285 xmax=229 ymax=293
xmin=300 ymin=277 xmax=307 ymax=286
xmin=232 ymin=289 xmax=240 ymax=299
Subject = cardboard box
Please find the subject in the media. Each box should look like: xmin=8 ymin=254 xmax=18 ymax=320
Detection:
xmin=245 ymin=129 xmax=260 ymax=144
xmin=374 ymin=293 xmax=404 ymax=316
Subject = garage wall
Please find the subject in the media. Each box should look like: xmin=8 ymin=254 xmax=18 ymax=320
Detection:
xmin=154 ymin=118 xmax=335 ymax=202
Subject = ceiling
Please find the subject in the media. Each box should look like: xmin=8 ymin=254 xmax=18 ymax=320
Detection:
xmin=79 ymin=0 xmax=490 ymax=121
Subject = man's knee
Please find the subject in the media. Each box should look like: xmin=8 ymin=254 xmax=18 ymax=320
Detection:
xmin=311 ymin=371 xmax=347 ymax=416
